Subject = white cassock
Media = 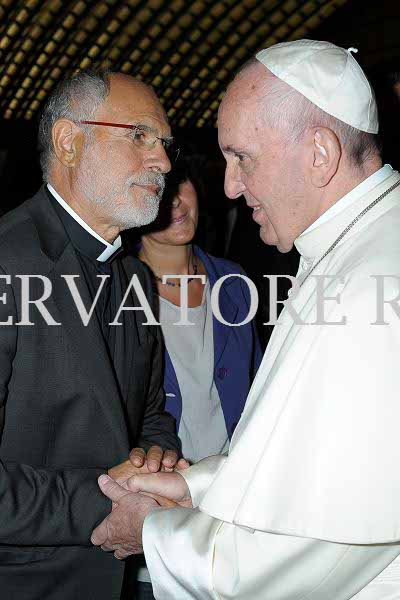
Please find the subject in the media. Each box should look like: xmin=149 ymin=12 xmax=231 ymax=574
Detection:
xmin=144 ymin=165 xmax=400 ymax=599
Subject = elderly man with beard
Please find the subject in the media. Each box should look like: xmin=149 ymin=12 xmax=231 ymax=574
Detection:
xmin=93 ymin=41 xmax=400 ymax=599
xmin=0 ymin=70 xmax=183 ymax=600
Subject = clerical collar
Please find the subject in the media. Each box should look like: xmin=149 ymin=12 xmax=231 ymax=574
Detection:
xmin=303 ymin=164 xmax=393 ymax=235
xmin=47 ymin=184 xmax=122 ymax=263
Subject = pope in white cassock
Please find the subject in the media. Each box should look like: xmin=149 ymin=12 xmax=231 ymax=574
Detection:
xmin=94 ymin=40 xmax=400 ymax=599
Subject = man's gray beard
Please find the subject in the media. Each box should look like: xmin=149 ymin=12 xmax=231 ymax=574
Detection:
xmin=77 ymin=158 xmax=165 ymax=230
xmin=120 ymin=173 xmax=165 ymax=228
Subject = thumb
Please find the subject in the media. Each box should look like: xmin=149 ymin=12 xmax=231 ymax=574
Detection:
xmin=126 ymin=472 xmax=185 ymax=502
xmin=98 ymin=474 xmax=130 ymax=503
xmin=126 ymin=473 xmax=166 ymax=495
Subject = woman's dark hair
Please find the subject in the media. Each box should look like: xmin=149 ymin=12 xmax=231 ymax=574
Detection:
xmin=163 ymin=148 xmax=206 ymax=206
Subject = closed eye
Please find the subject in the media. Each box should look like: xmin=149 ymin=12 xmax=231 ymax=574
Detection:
xmin=131 ymin=127 xmax=147 ymax=142
xmin=161 ymin=137 xmax=174 ymax=149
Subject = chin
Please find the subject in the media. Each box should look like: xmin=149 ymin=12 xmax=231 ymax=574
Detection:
xmin=276 ymin=244 xmax=292 ymax=254
xmin=260 ymin=225 xmax=293 ymax=253
xmin=276 ymin=236 xmax=294 ymax=253
xmin=166 ymin=235 xmax=194 ymax=247
xmin=165 ymin=227 xmax=195 ymax=246
xmin=137 ymin=206 xmax=161 ymax=227
xmin=260 ymin=227 xmax=276 ymax=247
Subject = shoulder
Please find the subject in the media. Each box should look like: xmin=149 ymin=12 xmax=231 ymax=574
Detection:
xmin=195 ymin=246 xmax=244 ymax=278
xmin=0 ymin=196 xmax=35 ymax=239
xmin=319 ymin=210 xmax=400 ymax=323
xmin=208 ymin=255 xmax=244 ymax=277
xmin=0 ymin=196 xmax=43 ymax=269
xmin=121 ymin=254 xmax=157 ymax=313
xmin=197 ymin=250 xmax=254 ymax=310
xmin=341 ymin=206 xmax=400 ymax=281
xmin=123 ymin=254 xmax=152 ymax=283
xmin=127 ymin=254 xmax=148 ymax=274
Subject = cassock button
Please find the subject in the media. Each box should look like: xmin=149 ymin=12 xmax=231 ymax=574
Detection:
xmin=217 ymin=367 xmax=228 ymax=380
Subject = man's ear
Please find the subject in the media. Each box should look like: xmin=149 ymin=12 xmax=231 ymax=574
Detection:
xmin=310 ymin=127 xmax=341 ymax=188
xmin=52 ymin=119 xmax=85 ymax=168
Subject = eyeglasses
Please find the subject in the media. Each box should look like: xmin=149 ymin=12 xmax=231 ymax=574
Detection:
xmin=75 ymin=120 xmax=180 ymax=163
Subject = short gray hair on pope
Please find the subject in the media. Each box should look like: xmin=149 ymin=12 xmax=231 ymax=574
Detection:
xmin=38 ymin=69 xmax=111 ymax=181
xmin=239 ymin=58 xmax=381 ymax=168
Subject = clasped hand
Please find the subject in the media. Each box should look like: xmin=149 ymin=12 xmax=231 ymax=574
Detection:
xmin=91 ymin=446 xmax=190 ymax=559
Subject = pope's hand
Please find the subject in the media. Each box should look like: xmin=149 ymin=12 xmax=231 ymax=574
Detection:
xmin=126 ymin=471 xmax=193 ymax=508
xmin=91 ymin=474 xmax=158 ymax=560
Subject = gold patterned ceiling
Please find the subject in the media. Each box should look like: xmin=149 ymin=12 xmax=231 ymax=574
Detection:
xmin=0 ymin=0 xmax=349 ymax=127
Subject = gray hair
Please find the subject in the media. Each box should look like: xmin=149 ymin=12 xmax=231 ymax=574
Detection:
xmin=239 ymin=58 xmax=381 ymax=168
xmin=38 ymin=69 xmax=111 ymax=181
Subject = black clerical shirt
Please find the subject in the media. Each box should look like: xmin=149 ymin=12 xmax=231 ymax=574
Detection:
xmin=47 ymin=186 xmax=134 ymax=405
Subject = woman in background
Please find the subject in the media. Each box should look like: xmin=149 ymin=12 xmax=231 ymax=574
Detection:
xmin=133 ymin=154 xmax=262 ymax=600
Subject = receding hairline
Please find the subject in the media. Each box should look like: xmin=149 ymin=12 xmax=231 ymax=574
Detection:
xmin=103 ymin=74 xmax=165 ymax=113
xmin=86 ymin=73 xmax=169 ymax=134
xmin=224 ymin=59 xmax=272 ymax=101
xmin=219 ymin=62 xmax=284 ymax=130
xmin=107 ymin=72 xmax=154 ymax=91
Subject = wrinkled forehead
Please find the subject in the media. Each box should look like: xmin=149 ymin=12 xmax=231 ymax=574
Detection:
xmin=218 ymin=83 xmax=263 ymax=150
xmin=96 ymin=74 xmax=170 ymax=134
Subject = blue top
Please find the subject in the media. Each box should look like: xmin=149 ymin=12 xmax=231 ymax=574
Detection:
xmin=163 ymin=245 xmax=263 ymax=439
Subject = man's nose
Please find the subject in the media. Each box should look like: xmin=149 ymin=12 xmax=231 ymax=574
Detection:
xmin=224 ymin=163 xmax=246 ymax=199
xmin=143 ymin=142 xmax=171 ymax=174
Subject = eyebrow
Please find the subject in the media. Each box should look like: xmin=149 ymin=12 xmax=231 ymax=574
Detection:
xmin=221 ymin=144 xmax=246 ymax=155
xmin=133 ymin=122 xmax=173 ymax=142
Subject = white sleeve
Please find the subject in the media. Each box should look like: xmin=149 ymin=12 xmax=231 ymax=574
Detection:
xmin=180 ymin=454 xmax=226 ymax=507
xmin=144 ymin=506 xmax=400 ymax=600
xmin=143 ymin=507 xmax=222 ymax=600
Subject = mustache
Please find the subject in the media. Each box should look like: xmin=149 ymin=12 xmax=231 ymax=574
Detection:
xmin=127 ymin=173 xmax=165 ymax=196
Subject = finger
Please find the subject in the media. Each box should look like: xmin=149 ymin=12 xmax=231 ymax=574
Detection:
xmin=97 ymin=474 xmax=130 ymax=503
xmin=101 ymin=544 xmax=113 ymax=552
xmin=114 ymin=547 xmax=132 ymax=560
xmin=129 ymin=447 xmax=146 ymax=467
xmin=176 ymin=458 xmax=190 ymax=470
xmin=91 ymin=518 xmax=109 ymax=546
xmin=146 ymin=446 xmax=163 ymax=472
xmin=100 ymin=542 xmax=121 ymax=551
xmin=161 ymin=449 xmax=179 ymax=469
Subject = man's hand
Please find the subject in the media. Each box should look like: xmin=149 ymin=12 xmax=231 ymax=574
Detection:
xmin=127 ymin=471 xmax=193 ymax=509
xmin=108 ymin=448 xmax=189 ymax=486
xmin=129 ymin=445 xmax=189 ymax=473
xmin=91 ymin=474 xmax=158 ymax=559
xmin=108 ymin=459 xmax=143 ymax=486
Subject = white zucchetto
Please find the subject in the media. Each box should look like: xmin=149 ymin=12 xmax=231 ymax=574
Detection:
xmin=256 ymin=39 xmax=378 ymax=134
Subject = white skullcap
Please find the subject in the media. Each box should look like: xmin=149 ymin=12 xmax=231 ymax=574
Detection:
xmin=255 ymin=39 xmax=378 ymax=134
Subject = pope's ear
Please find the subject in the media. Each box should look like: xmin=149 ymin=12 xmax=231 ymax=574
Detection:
xmin=51 ymin=119 xmax=85 ymax=168
xmin=310 ymin=127 xmax=341 ymax=188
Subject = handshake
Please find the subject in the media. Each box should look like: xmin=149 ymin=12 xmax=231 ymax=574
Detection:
xmin=91 ymin=446 xmax=191 ymax=560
